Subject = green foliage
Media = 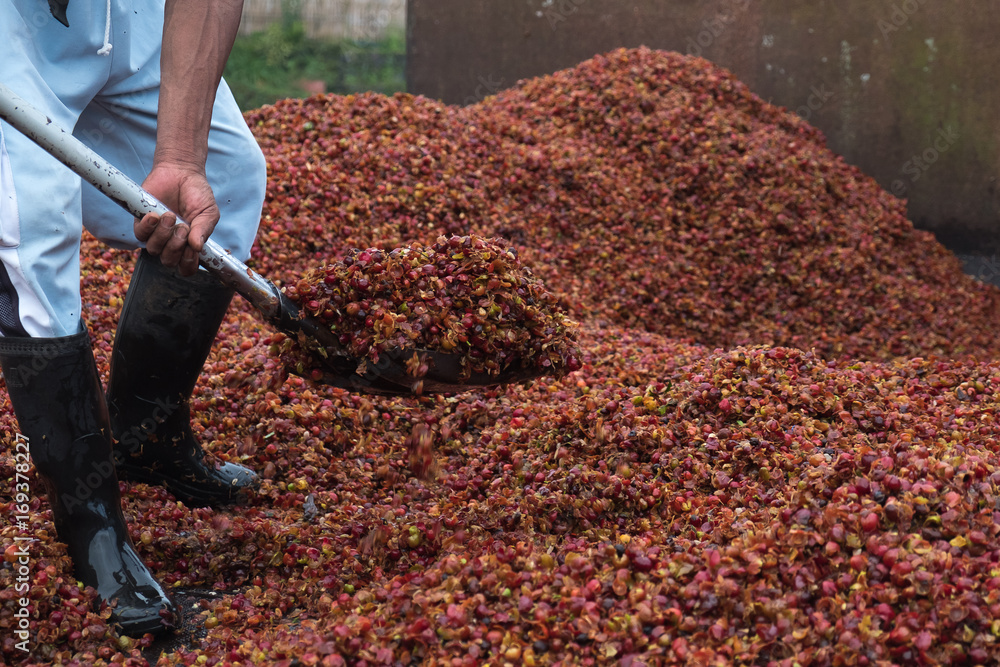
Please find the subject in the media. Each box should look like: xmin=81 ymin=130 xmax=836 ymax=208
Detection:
xmin=224 ymin=19 xmax=405 ymax=112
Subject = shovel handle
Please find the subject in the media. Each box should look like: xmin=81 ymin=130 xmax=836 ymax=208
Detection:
xmin=0 ymin=81 xmax=287 ymax=321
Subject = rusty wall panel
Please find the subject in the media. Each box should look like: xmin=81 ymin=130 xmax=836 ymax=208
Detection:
xmin=406 ymin=0 xmax=1000 ymax=255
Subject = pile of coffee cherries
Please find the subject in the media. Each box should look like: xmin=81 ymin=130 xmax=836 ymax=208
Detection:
xmin=276 ymin=235 xmax=580 ymax=384
xmin=3 ymin=47 xmax=1000 ymax=666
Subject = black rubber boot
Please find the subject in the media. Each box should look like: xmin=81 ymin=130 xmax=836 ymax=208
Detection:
xmin=0 ymin=328 xmax=181 ymax=636
xmin=107 ymin=250 xmax=257 ymax=507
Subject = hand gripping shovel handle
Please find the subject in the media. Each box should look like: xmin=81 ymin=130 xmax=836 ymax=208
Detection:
xmin=0 ymin=81 xmax=332 ymax=347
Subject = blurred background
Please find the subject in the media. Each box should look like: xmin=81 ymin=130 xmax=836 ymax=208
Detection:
xmin=227 ymin=0 xmax=406 ymax=110
xmin=229 ymin=0 xmax=1000 ymax=284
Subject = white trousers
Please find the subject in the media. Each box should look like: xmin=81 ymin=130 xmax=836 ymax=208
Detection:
xmin=0 ymin=0 xmax=266 ymax=337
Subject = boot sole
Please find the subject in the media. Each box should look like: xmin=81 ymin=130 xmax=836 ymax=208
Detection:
xmin=116 ymin=612 xmax=180 ymax=638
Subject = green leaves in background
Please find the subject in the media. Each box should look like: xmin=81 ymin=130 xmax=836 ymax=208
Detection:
xmin=224 ymin=20 xmax=405 ymax=111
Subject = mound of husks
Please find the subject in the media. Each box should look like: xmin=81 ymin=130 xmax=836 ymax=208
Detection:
xmin=277 ymin=235 xmax=580 ymax=383
xmin=3 ymin=47 xmax=1000 ymax=667
xmin=246 ymin=46 xmax=1000 ymax=362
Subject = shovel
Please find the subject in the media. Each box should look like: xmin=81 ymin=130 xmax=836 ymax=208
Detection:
xmin=0 ymin=82 xmax=545 ymax=395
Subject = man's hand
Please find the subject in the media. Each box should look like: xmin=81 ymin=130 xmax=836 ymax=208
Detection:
xmin=138 ymin=0 xmax=244 ymax=276
xmin=135 ymin=163 xmax=220 ymax=276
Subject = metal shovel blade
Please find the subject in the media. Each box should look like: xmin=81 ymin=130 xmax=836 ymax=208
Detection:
xmin=310 ymin=346 xmax=545 ymax=396
xmin=276 ymin=289 xmax=547 ymax=395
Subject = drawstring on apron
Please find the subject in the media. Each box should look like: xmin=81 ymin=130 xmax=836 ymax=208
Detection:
xmin=97 ymin=0 xmax=112 ymax=56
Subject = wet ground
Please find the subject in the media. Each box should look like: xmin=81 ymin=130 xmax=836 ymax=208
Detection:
xmin=142 ymin=588 xmax=240 ymax=663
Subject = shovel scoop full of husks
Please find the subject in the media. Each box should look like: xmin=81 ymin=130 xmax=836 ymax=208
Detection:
xmin=272 ymin=235 xmax=581 ymax=392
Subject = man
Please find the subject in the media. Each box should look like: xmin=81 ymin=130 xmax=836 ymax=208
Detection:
xmin=0 ymin=0 xmax=266 ymax=635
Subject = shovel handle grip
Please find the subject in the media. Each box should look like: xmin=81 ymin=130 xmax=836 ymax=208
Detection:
xmin=0 ymin=81 xmax=287 ymax=321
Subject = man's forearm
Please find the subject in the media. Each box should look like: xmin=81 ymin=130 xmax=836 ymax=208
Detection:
xmin=156 ymin=0 xmax=244 ymax=169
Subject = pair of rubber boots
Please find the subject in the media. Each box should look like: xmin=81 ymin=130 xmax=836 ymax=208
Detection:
xmin=0 ymin=251 xmax=257 ymax=636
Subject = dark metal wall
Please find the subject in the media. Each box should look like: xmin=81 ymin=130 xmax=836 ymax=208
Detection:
xmin=407 ymin=0 xmax=1000 ymax=257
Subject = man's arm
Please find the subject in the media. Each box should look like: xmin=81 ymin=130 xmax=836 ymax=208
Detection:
xmin=135 ymin=0 xmax=245 ymax=275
